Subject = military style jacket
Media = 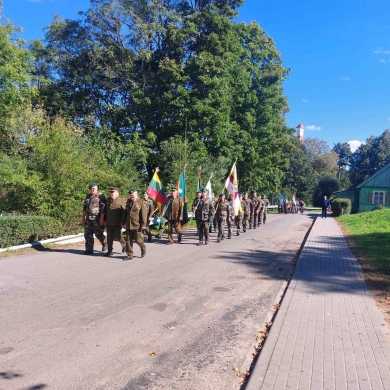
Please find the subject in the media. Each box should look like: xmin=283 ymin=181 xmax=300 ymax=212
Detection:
xmin=144 ymin=199 xmax=155 ymax=220
xmin=122 ymin=197 xmax=147 ymax=231
xmin=83 ymin=192 xmax=106 ymax=222
xmin=166 ymin=195 xmax=182 ymax=221
xmin=215 ymin=200 xmax=230 ymax=221
xmin=250 ymin=196 xmax=259 ymax=214
xmin=195 ymin=196 xmax=214 ymax=221
xmin=105 ymin=195 xmax=126 ymax=226
xmin=241 ymin=199 xmax=249 ymax=215
xmin=262 ymin=198 xmax=270 ymax=210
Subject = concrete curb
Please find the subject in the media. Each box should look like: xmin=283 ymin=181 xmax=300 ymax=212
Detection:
xmin=0 ymin=233 xmax=85 ymax=253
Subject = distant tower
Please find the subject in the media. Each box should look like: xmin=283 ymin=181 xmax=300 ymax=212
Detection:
xmin=296 ymin=124 xmax=304 ymax=142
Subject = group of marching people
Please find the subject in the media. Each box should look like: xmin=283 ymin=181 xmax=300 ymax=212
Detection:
xmin=191 ymin=189 xmax=270 ymax=246
xmin=277 ymin=198 xmax=306 ymax=214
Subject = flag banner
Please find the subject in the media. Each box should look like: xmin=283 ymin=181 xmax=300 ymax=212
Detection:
xmin=279 ymin=194 xmax=283 ymax=202
xmin=178 ymin=169 xmax=189 ymax=228
xmin=147 ymin=171 xmax=167 ymax=214
xmin=285 ymin=195 xmax=289 ymax=201
xmin=224 ymin=162 xmax=240 ymax=216
xmin=197 ymin=177 xmax=202 ymax=192
xmin=292 ymin=195 xmax=296 ymax=202
xmin=205 ymin=179 xmax=212 ymax=198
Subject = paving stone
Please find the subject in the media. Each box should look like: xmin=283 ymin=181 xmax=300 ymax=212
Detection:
xmin=246 ymin=218 xmax=390 ymax=390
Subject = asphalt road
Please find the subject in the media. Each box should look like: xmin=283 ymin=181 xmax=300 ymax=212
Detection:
xmin=0 ymin=213 xmax=313 ymax=390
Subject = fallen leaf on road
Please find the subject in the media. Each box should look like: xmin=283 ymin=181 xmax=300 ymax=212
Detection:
xmin=168 ymin=327 xmax=176 ymax=331
xmin=150 ymin=352 xmax=157 ymax=357
xmin=150 ymin=373 xmax=155 ymax=376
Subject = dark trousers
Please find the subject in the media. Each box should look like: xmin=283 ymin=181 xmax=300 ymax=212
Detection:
xmin=322 ymin=208 xmax=328 ymax=218
xmin=84 ymin=221 xmax=106 ymax=252
xmin=197 ymin=220 xmax=209 ymax=242
xmin=168 ymin=220 xmax=181 ymax=243
xmin=125 ymin=230 xmax=146 ymax=258
xmin=106 ymin=225 xmax=126 ymax=252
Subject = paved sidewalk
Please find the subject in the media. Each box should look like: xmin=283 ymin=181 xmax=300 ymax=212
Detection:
xmin=246 ymin=217 xmax=390 ymax=390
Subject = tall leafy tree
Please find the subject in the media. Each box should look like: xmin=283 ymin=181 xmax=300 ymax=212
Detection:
xmin=349 ymin=130 xmax=390 ymax=186
xmin=37 ymin=0 xmax=292 ymax=189
xmin=0 ymin=6 xmax=35 ymax=154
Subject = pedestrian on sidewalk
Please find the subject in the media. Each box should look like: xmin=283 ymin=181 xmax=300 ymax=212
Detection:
xmin=321 ymin=195 xmax=331 ymax=218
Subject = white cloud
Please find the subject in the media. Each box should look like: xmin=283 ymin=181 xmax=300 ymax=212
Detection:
xmin=384 ymin=51 xmax=390 ymax=55
xmin=306 ymin=125 xmax=321 ymax=131
xmin=302 ymin=99 xmax=309 ymax=103
xmin=340 ymin=76 xmax=350 ymax=81
xmin=348 ymin=140 xmax=364 ymax=152
xmin=379 ymin=59 xmax=386 ymax=63
xmin=373 ymin=49 xmax=382 ymax=54
xmin=27 ymin=0 xmax=42 ymax=2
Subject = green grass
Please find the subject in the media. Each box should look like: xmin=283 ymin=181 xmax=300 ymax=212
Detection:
xmin=338 ymin=209 xmax=390 ymax=275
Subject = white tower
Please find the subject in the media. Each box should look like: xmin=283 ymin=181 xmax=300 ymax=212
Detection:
xmin=296 ymin=124 xmax=304 ymax=142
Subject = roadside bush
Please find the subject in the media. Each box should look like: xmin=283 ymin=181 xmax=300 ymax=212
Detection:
xmin=0 ymin=215 xmax=65 ymax=248
xmin=332 ymin=198 xmax=351 ymax=217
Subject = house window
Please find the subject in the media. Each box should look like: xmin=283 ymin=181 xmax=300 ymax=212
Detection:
xmin=373 ymin=191 xmax=385 ymax=205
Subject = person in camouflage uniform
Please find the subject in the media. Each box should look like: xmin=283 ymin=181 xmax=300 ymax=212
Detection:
xmin=214 ymin=193 xmax=231 ymax=243
xmin=241 ymin=192 xmax=250 ymax=232
xmin=192 ymin=190 xmax=202 ymax=234
xmin=226 ymin=194 xmax=235 ymax=239
xmin=256 ymin=194 xmax=264 ymax=226
xmin=194 ymin=189 xmax=214 ymax=245
xmin=102 ymin=187 xmax=126 ymax=256
xmin=81 ymin=182 xmax=107 ymax=255
xmin=249 ymin=191 xmax=259 ymax=229
xmin=143 ymin=192 xmax=155 ymax=242
xmin=260 ymin=195 xmax=270 ymax=225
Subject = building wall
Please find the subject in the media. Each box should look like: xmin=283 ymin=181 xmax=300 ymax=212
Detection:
xmin=359 ymin=187 xmax=390 ymax=212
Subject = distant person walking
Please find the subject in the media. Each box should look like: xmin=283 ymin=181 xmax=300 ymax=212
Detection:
xmin=321 ymin=196 xmax=331 ymax=218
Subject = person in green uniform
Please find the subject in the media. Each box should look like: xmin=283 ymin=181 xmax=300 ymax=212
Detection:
xmin=121 ymin=189 xmax=147 ymax=260
xmin=166 ymin=187 xmax=182 ymax=244
xmin=101 ymin=187 xmax=126 ymax=256
xmin=215 ymin=193 xmax=231 ymax=243
xmin=81 ymin=182 xmax=107 ymax=255
xmin=143 ymin=192 xmax=155 ymax=242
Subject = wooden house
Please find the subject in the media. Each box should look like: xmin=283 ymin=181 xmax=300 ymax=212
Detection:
xmin=334 ymin=162 xmax=390 ymax=213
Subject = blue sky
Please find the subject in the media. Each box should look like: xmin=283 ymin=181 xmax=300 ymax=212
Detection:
xmin=3 ymin=0 xmax=390 ymax=152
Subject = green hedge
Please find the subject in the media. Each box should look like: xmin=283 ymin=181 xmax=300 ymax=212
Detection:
xmin=331 ymin=198 xmax=351 ymax=217
xmin=0 ymin=215 xmax=65 ymax=248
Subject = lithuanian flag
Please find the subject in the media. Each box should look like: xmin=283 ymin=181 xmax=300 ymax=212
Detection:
xmin=147 ymin=172 xmax=167 ymax=214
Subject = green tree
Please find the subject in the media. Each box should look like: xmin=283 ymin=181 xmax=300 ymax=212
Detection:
xmin=349 ymin=130 xmax=390 ymax=186
xmin=333 ymin=142 xmax=352 ymax=184
xmin=312 ymin=177 xmax=341 ymax=206
xmin=282 ymin=138 xmax=316 ymax=201
xmin=0 ymin=7 xmax=35 ymax=154
xmin=38 ymin=0 xmax=292 ymax=189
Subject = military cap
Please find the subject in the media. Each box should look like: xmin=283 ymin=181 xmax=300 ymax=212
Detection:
xmin=201 ymin=188 xmax=206 ymax=192
xmin=128 ymin=188 xmax=137 ymax=194
xmin=109 ymin=187 xmax=119 ymax=192
xmin=143 ymin=191 xmax=148 ymax=195
xmin=171 ymin=187 xmax=178 ymax=191
xmin=89 ymin=182 xmax=98 ymax=188
xmin=219 ymin=193 xmax=225 ymax=197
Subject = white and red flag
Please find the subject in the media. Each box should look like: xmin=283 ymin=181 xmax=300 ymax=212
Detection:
xmin=225 ymin=161 xmax=241 ymax=216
